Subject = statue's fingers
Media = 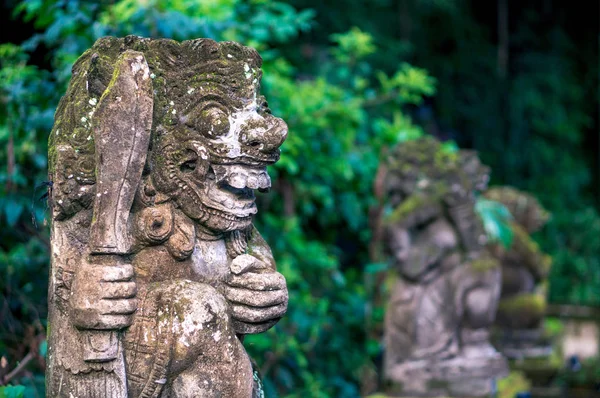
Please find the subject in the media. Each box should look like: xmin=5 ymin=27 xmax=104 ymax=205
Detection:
xmin=94 ymin=315 xmax=134 ymax=330
xmin=100 ymin=298 xmax=138 ymax=315
xmin=226 ymin=272 xmax=286 ymax=291
xmin=101 ymin=263 xmax=135 ymax=282
xmin=230 ymin=254 xmax=263 ymax=275
xmin=101 ymin=281 xmax=137 ymax=299
xmin=232 ymin=319 xmax=280 ymax=335
xmin=72 ymin=311 xmax=132 ymax=330
xmin=230 ymin=302 xmax=287 ymax=323
xmin=223 ymin=286 xmax=287 ymax=307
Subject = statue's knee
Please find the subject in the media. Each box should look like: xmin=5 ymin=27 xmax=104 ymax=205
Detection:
xmin=464 ymin=286 xmax=496 ymax=328
xmin=158 ymin=281 xmax=231 ymax=370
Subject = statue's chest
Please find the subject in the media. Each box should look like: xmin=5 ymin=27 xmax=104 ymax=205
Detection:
xmin=190 ymin=239 xmax=232 ymax=284
xmin=133 ymin=239 xmax=232 ymax=285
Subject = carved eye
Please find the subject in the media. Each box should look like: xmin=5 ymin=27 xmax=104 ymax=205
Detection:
xmin=178 ymin=150 xmax=198 ymax=174
xmin=180 ymin=159 xmax=196 ymax=173
xmin=186 ymin=103 xmax=230 ymax=139
xmin=199 ymin=106 xmax=230 ymax=138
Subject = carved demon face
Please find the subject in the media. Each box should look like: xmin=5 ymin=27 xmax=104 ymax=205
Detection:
xmin=151 ymin=40 xmax=287 ymax=233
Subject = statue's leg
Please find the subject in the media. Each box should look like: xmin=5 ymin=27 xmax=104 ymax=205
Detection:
xmin=124 ymin=279 xmax=254 ymax=398
xmin=464 ymin=285 xmax=498 ymax=328
xmin=455 ymin=261 xmax=502 ymax=356
xmin=384 ymin=276 xmax=417 ymax=370
xmin=385 ymin=271 xmax=462 ymax=368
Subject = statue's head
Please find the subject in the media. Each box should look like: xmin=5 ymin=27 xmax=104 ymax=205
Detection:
xmin=147 ymin=39 xmax=287 ymax=233
xmin=383 ymin=137 xmax=489 ymax=217
xmin=49 ymin=36 xmax=287 ymax=236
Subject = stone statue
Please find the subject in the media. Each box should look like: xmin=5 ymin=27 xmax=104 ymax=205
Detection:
xmin=46 ymin=36 xmax=288 ymax=397
xmin=484 ymin=186 xmax=552 ymax=359
xmin=379 ymin=137 xmax=508 ymax=397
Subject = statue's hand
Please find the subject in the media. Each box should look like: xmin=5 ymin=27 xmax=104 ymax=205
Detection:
xmin=69 ymin=255 xmax=137 ymax=330
xmin=224 ymin=254 xmax=288 ymax=334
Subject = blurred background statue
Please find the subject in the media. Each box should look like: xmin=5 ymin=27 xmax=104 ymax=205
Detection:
xmin=380 ymin=136 xmax=508 ymax=397
xmin=485 ymin=186 xmax=552 ymax=358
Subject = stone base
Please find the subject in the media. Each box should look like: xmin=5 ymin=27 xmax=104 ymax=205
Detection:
xmin=529 ymin=386 xmax=563 ymax=398
xmin=385 ymin=345 xmax=509 ymax=397
xmin=494 ymin=328 xmax=553 ymax=359
xmin=502 ymin=344 xmax=553 ymax=360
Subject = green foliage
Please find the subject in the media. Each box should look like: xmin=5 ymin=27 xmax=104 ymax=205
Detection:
xmin=556 ymin=357 xmax=600 ymax=388
xmin=0 ymin=30 xmax=52 ymax=398
xmin=475 ymin=198 xmax=514 ymax=248
xmin=331 ymin=27 xmax=377 ymax=62
xmin=543 ymin=317 xmax=564 ymax=339
xmin=291 ymin=0 xmax=600 ymax=307
xmin=546 ymin=208 xmax=600 ymax=305
xmin=376 ymin=64 xmax=436 ymax=106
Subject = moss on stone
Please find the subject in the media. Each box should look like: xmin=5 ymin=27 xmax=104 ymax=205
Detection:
xmin=511 ymin=349 xmax=562 ymax=371
xmin=499 ymin=293 xmax=546 ymax=314
xmin=497 ymin=292 xmax=547 ymax=329
xmin=497 ymin=371 xmax=531 ymax=398
xmin=385 ymin=194 xmax=433 ymax=224
xmin=509 ymin=222 xmax=552 ymax=279
xmin=470 ymin=256 xmax=501 ymax=273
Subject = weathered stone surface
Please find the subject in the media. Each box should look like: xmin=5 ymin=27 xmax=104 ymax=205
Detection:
xmin=484 ymin=186 xmax=552 ymax=359
xmin=379 ymin=137 xmax=508 ymax=397
xmin=47 ymin=36 xmax=288 ymax=397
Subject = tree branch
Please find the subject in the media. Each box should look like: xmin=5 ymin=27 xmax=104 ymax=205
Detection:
xmin=1 ymin=352 xmax=34 ymax=386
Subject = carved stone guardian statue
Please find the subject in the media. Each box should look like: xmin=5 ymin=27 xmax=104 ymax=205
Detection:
xmin=47 ymin=36 xmax=288 ymax=397
xmin=484 ymin=187 xmax=552 ymax=359
xmin=379 ymin=137 xmax=508 ymax=397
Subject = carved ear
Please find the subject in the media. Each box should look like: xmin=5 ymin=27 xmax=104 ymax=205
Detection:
xmin=89 ymin=50 xmax=154 ymax=255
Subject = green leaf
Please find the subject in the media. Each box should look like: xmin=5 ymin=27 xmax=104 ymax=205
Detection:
xmin=4 ymin=199 xmax=24 ymax=227
xmin=331 ymin=27 xmax=376 ymax=63
xmin=475 ymin=198 xmax=514 ymax=248
xmin=39 ymin=340 xmax=48 ymax=358
xmin=0 ymin=386 xmax=26 ymax=398
xmin=364 ymin=262 xmax=389 ymax=274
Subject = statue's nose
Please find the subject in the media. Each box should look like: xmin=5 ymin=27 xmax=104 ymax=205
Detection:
xmin=241 ymin=116 xmax=288 ymax=154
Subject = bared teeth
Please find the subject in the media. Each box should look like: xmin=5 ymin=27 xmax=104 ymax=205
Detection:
xmin=203 ymin=205 xmax=253 ymax=221
xmin=258 ymin=173 xmax=271 ymax=189
xmin=213 ymin=164 xmax=271 ymax=191
xmin=246 ymin=176 xmax=259 ymax=189
xmin=229 ymin=173 xmax=247 ymax=189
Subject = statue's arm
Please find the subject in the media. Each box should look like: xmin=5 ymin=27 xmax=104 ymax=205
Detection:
xmin=387 ymin=218 xmax=458 ymax=280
